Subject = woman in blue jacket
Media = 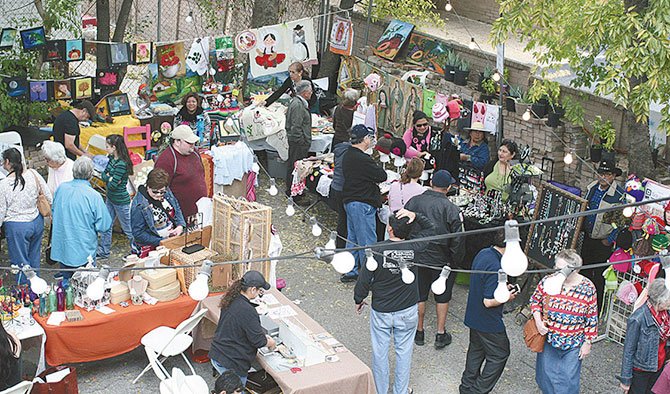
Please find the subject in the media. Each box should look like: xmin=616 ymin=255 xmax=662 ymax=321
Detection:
xmin=130 ymin=168 xmax=186 ymax=253
xmin=618 ymin=279 xmax=670 ymax=393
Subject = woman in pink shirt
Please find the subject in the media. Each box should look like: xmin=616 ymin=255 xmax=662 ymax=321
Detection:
xmin=388 ymin=158 xmax=426 ymax=212
xmin=402 ymin=111 xmax=431 ymax=159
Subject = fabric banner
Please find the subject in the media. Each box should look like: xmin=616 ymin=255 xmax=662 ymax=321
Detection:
xmin=329 ymin=16 xmax=353 ymax=56
xmin=484 ymin=103 xmax=500 ymax=134
xmin=285 ymin=18 xmax=318 ymax=65
xmin=422 ymin=89 xmax=436 ymax=116
xmin=186 ymin=37 xmax=210 ymax=76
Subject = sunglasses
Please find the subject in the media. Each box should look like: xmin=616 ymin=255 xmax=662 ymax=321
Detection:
xmin=149 ymin=188 xmax=167 ymax=195
xmin=415 ymin=123 xmax=429 ymax=128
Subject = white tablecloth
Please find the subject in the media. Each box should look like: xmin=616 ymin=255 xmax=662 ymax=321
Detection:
xmin=247 ymin=133 xmax=333 ymax=155
xmin=3 ymin=308 xmax=47 ymax=375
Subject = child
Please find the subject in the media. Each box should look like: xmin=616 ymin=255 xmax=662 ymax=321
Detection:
xmin=97 ymin=134 xmax=134 ymax=258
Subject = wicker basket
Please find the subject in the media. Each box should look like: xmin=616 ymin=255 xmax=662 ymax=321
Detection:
xmin=169 ymin=246 xmax=218 ymax=294
xmin=212 ymin=194 xmax=272 ymax=283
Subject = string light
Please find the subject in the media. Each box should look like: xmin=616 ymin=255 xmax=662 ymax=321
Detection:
xmin=19 ymin=266 xmax=48 ymax=295
xmin=430 ymin=266 xmax=452 ymax=295
xmin=285 ymin=198 xmax=296 ymax=216
xmin=492 ymin=71 xmax=501 ymax=82
xmin=399 ymin=262 xmax=415 ymax=284
xmin=310 ymin=217 xmax=322 ymax=237
xmin=188 ymin=260 xmax=213 ymax=301
xmin=185 ymin=11 xmax=193 ymax=23
xmin=445 ymin=0 xmax=453 ymax=11
xmin=623 ymin=206 xmax=635 ymax=217
xmin=86 ymin=266 xmax=110 ymax=301
xmin=365 ymin=248 xmax=378 ymax=271
xmin=501 ymin=220 xmax=528 ymax=277
xmin=493 ymin=270 xmax=511 ymax=303
xmin=315 ymin=248 xmax=356 ymax=274
xmin=469 ymin=37 xmax=476 ymax=50
xmin=325 ymin=231 xmax=337 ymax=250
xmin=563 ymin=151 xmax=574 ymax=165
xmin=522 ymin=108 xmax=532 ymax=121
xmin=209 ymin=67 xmax=217 ymax=76
xmin=543 ymin=265 xmax=575 ymax=295
xmin=267 ymin=178 xmax=278 ymax=196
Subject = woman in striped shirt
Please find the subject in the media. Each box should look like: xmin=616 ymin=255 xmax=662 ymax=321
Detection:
xmin=531 ymin=249 xmax=598 ymax=394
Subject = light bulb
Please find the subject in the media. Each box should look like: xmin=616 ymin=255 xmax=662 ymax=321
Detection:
xmin=185 ymin=11 xmax=193 ymax=23
xmin=188 ymin=260 xmax=213 ymax=300
xmin=365 ymin=249 xmax=378 ymax=271
xmin=325 ymin=231 xmax=337 ymax=250
xmin=501 ymin=220 xmax=529 ymax=277
xmin=492 ymin=71 xmax=501 ymax=82
xmin=331 ymin=252 xmax=356 ymax=274
xmin=310 ymin=217 xmax=322 ymax=237
xmin=623 ymin=206 xmax=635 ymax=218
xmin=431 ymin=266 xmax=452 ymax=295
xmin=494 ymin=270 xmax=511 ymax=303
xmin=400 ymin=263 xmax=415 ymax=284
xmin=209 ymin=67 xmax=216 ymax=76
xmin=543 ymin=265 xmax=574 ymax=296
xmin=445 ymin=1 xmax=452 ymax=11
xmin=267 ymin=178 xmax=278 ymax=196
xmin=252 ymin=162 xmax=260 ymax=173
xmin=522 ymin=108 xmax=531 ymax=121
xmin=563 ymin=152 xmax=573 ymax=165
xmin=379 ymin=153 xmax=390 ymax=163
xmin=86 ymin=266 xmax=110 ymax=301
xmin=22 ymin=267 xmax=48 ymax=295
xmin=469 ymin=38 xmax=476 ymax=50
xmin=285 ymin=198 xmax=295 ymax=216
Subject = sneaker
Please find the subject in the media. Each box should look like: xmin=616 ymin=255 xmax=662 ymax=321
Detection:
xmin=434 ymin=332 xmax=452 ymax=349
xmin=340 ymin=273 xmax=358 ymax=283
xmin=414 ymin=330 xmax=425 ymax=346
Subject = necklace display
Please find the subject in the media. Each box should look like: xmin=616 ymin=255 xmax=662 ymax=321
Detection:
xmin=529 ymin=189 xmax=581 ymax=262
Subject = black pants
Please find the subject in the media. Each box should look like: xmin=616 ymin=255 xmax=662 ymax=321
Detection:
xmin=285 ymin=143 xmax=310 ymax=194
xmin=328 ymin=188 xmax=347 ymax=249
xmin=460 ymin=328 xmax=510 ymax=394
xmin=581 ymin=232 xmax=612 ymax=311
xmin=630 ymin=369 xmax=662 ymax=394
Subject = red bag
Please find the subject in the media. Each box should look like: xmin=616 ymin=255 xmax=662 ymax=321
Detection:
xmin=31 ymin=366 xmax=79 ymax=394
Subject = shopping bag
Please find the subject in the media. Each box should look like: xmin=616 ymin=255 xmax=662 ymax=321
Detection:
xmin=31 ymin=366 xmax=79 ymax=394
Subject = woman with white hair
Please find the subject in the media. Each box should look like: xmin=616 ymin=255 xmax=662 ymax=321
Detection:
xmin=618 ymin=278 xmax=670 ymax=393
xmin=530 ymin=249 xmax=598 ymax=394
xmin=41 ymin=140 xmax=73 ymax=194
xmin=331 ymin=88 xmax=360 ymax=148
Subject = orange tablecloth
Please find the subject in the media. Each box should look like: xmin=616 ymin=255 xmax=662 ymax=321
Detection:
xmin=34 ymin=295 xmax=197 ymax=366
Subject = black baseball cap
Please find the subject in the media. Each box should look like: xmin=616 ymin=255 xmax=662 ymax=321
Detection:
xmin=241 ymin=270 xmax=271 ymax=290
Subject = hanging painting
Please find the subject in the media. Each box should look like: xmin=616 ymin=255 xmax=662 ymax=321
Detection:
xmin=20 ymin=26 xmax=46 ymax=51
xmin=422 ymin=89 xmax=436 ymax=116
xmin=134 ymin=42 xmax=152 ymax=64
xmin=186 ymin=37 xmax=210 ymax=75
xmin=329 ymin=16 xmax=353 ymax=56
xmin=44 ymin=40 xmax=65 ymax=62
xmin=250 ymin=26 xmax=288 ymax=77
xmin=285 ymin=18 xmax=318 ymax=65
xmin=74 ymin=77 xmax=93 ymax=99
xmin=54 ymin=80 xmax=72 ymax=100
xmin=65 ymin=39 xmax=84 ymax=62
xmin=483 ymin=103 xmax=500 ymax=134
xmin=405 ymin=33 xmax=451 ymax=74
xmin=109 ymin=43 xmax=130 ymax=66
xmin=156 ymin=42 xmax=186 ymax=80
xmin=4 ymin=77 xmax=28 ymax=99
xmin=212 ymin=36 xmax=235 ymax=83
xmin=373 ymin=19 xmax=414 ymax=61
xmin=401 ymin=82 xmax=423 ymax=131
xmin=472 ymin=101 xmax=486 ymax=124
xmin=0 ymin=28 xmax=17 ymax=50
xmin=388 ymin=76 xmax=405 ymax=134
xmin=29 ymin=81 xmax=52 ymax=102
xmin=97 ymin=69 xmax=120 ymax=94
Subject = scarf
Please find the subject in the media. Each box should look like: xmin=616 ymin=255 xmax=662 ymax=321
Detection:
xmin=138 ymin=185 xmax=176 ymax=226
xmin=648 ymin=301 xmax=670 ymax=342
xmin=177 ymin=105 xmax=204 ymax=123
xmin=411 ymin=126 xmax=430 ymax=152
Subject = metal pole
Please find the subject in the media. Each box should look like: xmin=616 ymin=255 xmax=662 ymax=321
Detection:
xmin=364 ymin=0 xmax=373 ymax=47
xmin=496 ymin=42 xmax=505 ymax=145
xmin=156 ymin=0 xmax=162 ymax=41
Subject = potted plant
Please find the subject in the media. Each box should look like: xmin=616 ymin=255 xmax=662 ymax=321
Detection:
xmin=515 ymin=91 xmax=532 ymax=116
xmin=506 ymin=86 xmax=523 ymax=112
xmin=478 ymin=65 xmax=494 ymax=90
xmin=444 ymin=50 xmax=458 ymax=82
xmin=480 ymin=78 xmax=497 ymax=103
xmin=590 ymin=116 xmax=616 ymax=162
xmin=542 ymin=81 xmax=563 ymax=127
xmin=454 ymin=59 xmax=469 ymax=86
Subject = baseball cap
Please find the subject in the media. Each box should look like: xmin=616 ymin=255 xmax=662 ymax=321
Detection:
xmin=350 ymin=124 xmax=375 ymax=140
xmin=241 ymin=270 xmax=271 ymax=290
xmin=432 ymin=169 xmax=456 ymax=188
xmin=73 ymin=99 xmax=96 ymax=119
xmin=171 ymin=125 xmax=199 ymax=144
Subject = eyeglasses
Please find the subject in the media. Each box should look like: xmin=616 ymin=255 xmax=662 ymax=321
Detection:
xmin=149 ymin=188 xmax=167 ymax=195
xmin=415 ymin=123 xmax=429 ymax=128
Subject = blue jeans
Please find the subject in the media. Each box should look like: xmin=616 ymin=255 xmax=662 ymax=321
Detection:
xmin=98 ymin=199 xmax=133 ymax=258
xmin=370 ymin=304 xmax=418 ymax=394
xmin=536 ymin=342 xmax=581 ymax=394
xmin=345 ymin=201 xmax=378 ymax=276
xmin=211 ymin=359 xmax=247 ymax=386
xmin=5 ymin=215 xmax=44 ymax=285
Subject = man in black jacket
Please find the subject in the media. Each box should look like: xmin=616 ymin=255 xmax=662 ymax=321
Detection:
xmin=354 ymin=209 xmax=436 ymax=394
xmin=405 ymin=169 xmax=465 ymax=349
xmin=341 ymin=125 xmax=387 ymax=282
xmin=284 ymin=80 xmax=313 ymax=197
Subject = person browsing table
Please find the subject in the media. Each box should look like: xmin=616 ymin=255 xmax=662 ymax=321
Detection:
xmin=52 ymin=100 xmax=96 ymax=160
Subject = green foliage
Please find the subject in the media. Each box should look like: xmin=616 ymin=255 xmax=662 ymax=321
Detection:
xmin=591 ymin=115 xmax=616 ymax=150
xmin=481 ymin=79 xmax=497 ymax=95
xmin=458 ymin=58 xmax=470 ymax=72
xmin=562 ymin=95 xmax=585 ymax=127
xmin=363 ymin=0 xmax=444 ymax=28
xmin=445 ymin=50 xmax=459 ymax=67
xmin=508 ymin=85 xmax=523 ymax=98
xmin=527 ymin=80 xmax=561 ymax=109
xmin=491 ymin=0 xmax=670 ymax=133
xmin=482 ymin=65 xmax=495 ymax=79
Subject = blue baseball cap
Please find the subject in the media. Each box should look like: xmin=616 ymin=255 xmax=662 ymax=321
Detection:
xmin=350 ymin=124 xmax=375 ymax=140
xmin=432 ymin=170 xmax=456 ymax=187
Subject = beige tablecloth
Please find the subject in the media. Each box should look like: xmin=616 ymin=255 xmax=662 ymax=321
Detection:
xmin=193 ymin=289 xmax=376 ymax=394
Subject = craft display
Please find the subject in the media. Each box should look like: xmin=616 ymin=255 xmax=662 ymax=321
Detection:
xmin=110 ymin=282 xmax=130 ymax=304
xmin=140 ymin=266 xmax=178 ymax=290
xmin=169 ymin=246 xmax=218 ymax=293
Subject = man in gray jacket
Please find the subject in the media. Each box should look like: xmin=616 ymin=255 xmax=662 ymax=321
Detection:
xmin=285 ymin=80 xmax=313 ymax=197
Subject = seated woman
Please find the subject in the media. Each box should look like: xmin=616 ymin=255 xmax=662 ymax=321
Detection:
xmin=41 ymin=140 xmax=73 ymax=195
xmin=402 ymin=111 xmax=431 ymax=159
xmin=174 ymin=92 xmax=211 ymax=138
xmin=0 ymin=324 xmax=21 ymax=391
xmin=209 ymin=271 xmax=276 ymax=385
xmin=130 ymin=168 xmax=185 ymax=252
xmin=260 ymin=62 xmax=318 ymax=112
xmin=483 ymin=139 xmax=518 ymax=201
xmin=459 ymin=121 xmax=490 ymax=172
xmin=388 ymin=158 xmax=426 ymax=213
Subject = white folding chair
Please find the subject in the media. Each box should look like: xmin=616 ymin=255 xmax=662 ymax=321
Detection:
xmin=85 ymin=134 xmax=107 ymax=154
xmin=0 ymin=380 xmax=34 ymax=394
xmin=132 ymin=308 xmax=208 ymax=384
xmin=0 ymin=131 xmax=25 ymax=176
xmin=145 ymin=346 xmax=209 ymax=394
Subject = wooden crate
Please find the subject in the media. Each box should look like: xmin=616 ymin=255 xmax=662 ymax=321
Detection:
xmin=212 ymin=194 xmax=272 ymax=283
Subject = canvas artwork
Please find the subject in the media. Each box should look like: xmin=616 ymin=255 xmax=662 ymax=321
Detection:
xmin=373 ymin=19 xmax=414 ymax=61
xmin=401 ymin=83 xmax=423 ymax=131
xmin=54 ymin=80 xmax=72 ymax=100
xmin=97 ymin=69 xmax=120 ymax=94
xmin=134 ymin=42 xmax=152 ymax=64
xmin=29 ymin=81 xmax=50 ymax=102
xmin=285 ymin=18 xmax=318 ymax=65
xmin=251 ymin=26 xmax=288 ymax=77
xmin=156 ymin=42 xmax=186 ymax=80
xmin=405 ymin=33 xmax=451 ymax=74
xmin=20 ymin=26 xmax=47 ymax=51
xmin=74 ymin=77 xmax=92 ymax=99
xmin=5 ymin=77 xmax=28 ymax=99
xmin=65 ymin=39 xmax=84 ymax=61
xmin=107 ymin=94 xmax=131 ymax=116
xmin=329 ymin=16 xmax=353 ymax=56
xmin=109 ymin=43 xmax=130 ymax=66
xmin=212 ymin=36 xmax=235 ymax=83
xmin=44 ymin=40 xmax=65 ymax=62
xmin=388 ymin=76 xmax=405 ymax=134
xmin=0 ymin=28 xmax=17 ymax=50
xmin=422 ymin=89 xmax=436 ymax=117
xmin=186 ymin=37 xmax=210 ymax=76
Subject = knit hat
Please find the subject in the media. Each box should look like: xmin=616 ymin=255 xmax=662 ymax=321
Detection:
xmin=652 ymin=234 xmax=669 ymax=252
xmin=374 ymin=133 xmax=394 ymax=154
xmin=432 ymin=103 xmax=449 ymax=123
xmin=616 ymin=280 xmax=638 ymax=305
xmin=610 ymin=248 xmax=632 ymax=273
xmin=390 ymin=138 xmax=407 ymax=157
xmin=615 ymin=229 xmax=633 ymax=250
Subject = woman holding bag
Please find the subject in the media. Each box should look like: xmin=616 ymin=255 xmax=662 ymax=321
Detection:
xmin=530 ymin=249 xmax=598 ymax=394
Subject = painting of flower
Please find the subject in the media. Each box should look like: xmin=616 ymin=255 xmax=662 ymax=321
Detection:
xmin=134 ymin=42 xmax=152 ymax=64
xmin=156 ymin=42 xmax=185 ymax=80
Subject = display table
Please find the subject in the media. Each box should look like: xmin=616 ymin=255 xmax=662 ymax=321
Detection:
xmin=193 ymin=289 xmax=376 ymax=394
xmin=34 ymin=295 xmax=197 ymax=366
xmin=3 ymin=309 xmax=47 ymax=375
xmin=247 ymin=133 xmax=334 ymax=155
xmin=79 ymin=115 xmax=142 ymax=155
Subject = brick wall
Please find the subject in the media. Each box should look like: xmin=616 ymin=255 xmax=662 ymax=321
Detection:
xmin=450 ymin=0 xmax=500 ymax=25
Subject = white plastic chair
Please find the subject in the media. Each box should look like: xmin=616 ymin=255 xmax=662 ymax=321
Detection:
xmin=132 ymin=308 xmax=208 ymax=384
xmin=0 ymin=380 xmax=34 ymax=394
xmin=85 ymin=134 xmax=107 ymax=154
xmin=0 ymin=131 xmax=25 ymax=176
xmin=144 ymin=347 xmax=209 ymax=394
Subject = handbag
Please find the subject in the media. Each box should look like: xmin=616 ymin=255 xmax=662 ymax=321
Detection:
xmin=523 ymin=295 xmax=548 ymax=353
xmin=31 ymin=366 xmax=79 ymax=394
xmin=31 ymin=169 xmax=51 ymax=218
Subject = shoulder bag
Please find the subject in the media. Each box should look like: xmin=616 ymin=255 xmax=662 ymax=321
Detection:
xmin=523 ymin=295 xmax=548 ymax=352
xmin=31 ymin=169 xmax=51 ymax=217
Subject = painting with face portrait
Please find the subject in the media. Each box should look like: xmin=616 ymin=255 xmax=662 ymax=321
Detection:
xmin=0 ymin=28 xmax=17 ymax=50
xmin=44 ymin=39 xmax=65 ymax=62
xmin=249 ymin=23 xmax=290 ymax=78
xmin=106 ymin=93 xmax=131 ymax=116
xmin=65 ymin=39 xmax=84 ymax=62
xmin=109 ymin=43 xmax=130 ymax=66
xmin=285 ymin=18 xmax=317 ymax=65
xmin=54 ymin=80 xmax=72 ymax=100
